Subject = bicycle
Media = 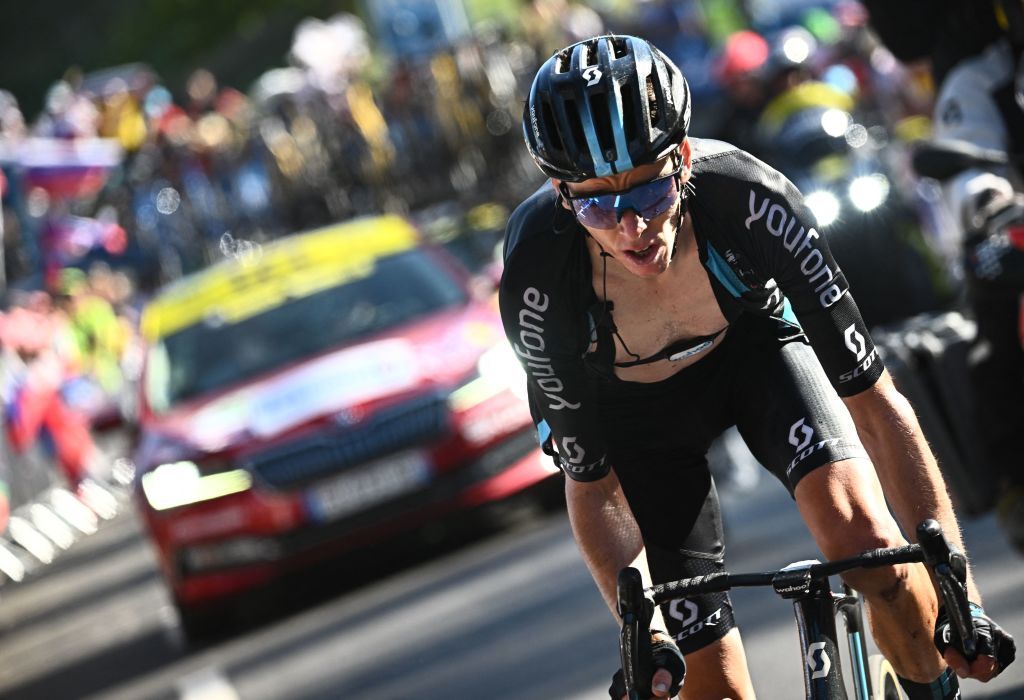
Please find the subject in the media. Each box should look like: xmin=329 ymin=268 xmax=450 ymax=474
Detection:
xmin=617 ymin=520 xmax=977 ymax=700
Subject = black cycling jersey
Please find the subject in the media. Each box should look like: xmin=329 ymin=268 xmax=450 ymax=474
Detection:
xmin=499 ymin=139 xmax=884 ymax=481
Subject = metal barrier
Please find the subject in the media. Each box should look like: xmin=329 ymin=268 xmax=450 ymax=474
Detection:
xmin=0 ymin=427 xmax=121 ymax=587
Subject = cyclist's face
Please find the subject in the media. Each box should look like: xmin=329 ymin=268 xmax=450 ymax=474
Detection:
xmin=557 ymin=140 xmax=691 ymax=279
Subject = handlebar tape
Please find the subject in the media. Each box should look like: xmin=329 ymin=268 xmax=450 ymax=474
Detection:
xmin=649 ymin=572 xmax=729 ymax=604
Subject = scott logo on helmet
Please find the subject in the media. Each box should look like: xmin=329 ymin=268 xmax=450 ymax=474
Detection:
xmin=582 ymin=66 xmax=603 ymax=86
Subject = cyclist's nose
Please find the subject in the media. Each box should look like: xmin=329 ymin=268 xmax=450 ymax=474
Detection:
xmin=617 ymin=209 xmax=646 ymax=237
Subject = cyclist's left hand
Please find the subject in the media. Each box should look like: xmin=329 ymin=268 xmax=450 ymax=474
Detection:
xmin=609 ymin=667 xmax=677 ymax=699
xmin=934 ymin=604 xmax=1016 ymax=681
xmin=609 ymin=630 xmax=685 ymax=699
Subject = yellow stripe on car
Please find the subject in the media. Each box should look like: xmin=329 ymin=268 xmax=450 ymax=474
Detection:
xmin=141 ymin=215 xmax=419 ymax=340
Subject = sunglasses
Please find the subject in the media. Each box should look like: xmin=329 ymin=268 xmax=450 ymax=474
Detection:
xmin=561 ymin=166 xmax=685 ymax=230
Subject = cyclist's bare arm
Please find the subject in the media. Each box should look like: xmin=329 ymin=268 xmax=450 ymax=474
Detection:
xmin=841 ymin=370 xmax=979 ymax=599
xmin=841 ymin=370 xmax=1006 ymax=681
xmin=565 ymin=470 xmax=659 ymax=623
xmin=566 ymin=471 xmax=679 ymax=698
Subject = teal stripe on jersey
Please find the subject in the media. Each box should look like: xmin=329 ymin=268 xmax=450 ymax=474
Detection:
xmin=537 ymin=419 xmax=552 ymax=447
xmin=705 ymin=244 xmax=749 ymax=297
xmin=781 ymin=297 xmax=802 ymax=329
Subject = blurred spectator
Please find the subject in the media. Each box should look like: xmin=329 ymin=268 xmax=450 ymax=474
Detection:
xmin=34 ymin=79 xmax=99 ymax=140
xmin=0 ymin=300 xmax=99 ymax=489
xmin=97 ymin=79 xmax=148 ymax=152
xmin=0 ymin=5 xmax=638 ymax=298
xmin=714 ymin=29 xmax=772 ymax=154
xmin=55 ymin=266 xmax=127 ymax=395
xmin=521 ymin=0 xmax=605 ymax=56
xmin=0 ymin=89 xmax=27 ymax=141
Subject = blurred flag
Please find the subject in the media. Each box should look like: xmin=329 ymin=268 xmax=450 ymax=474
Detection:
xmin=17 ymin=137 xmax=123 ymax=200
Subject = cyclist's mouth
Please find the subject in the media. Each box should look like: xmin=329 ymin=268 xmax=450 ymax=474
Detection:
xmin=625 ymin=243 xmax=659 ymax=264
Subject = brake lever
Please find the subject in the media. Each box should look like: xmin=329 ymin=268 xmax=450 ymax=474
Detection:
xmin=917 ymin=519 xmax=978 ymax=661
xmin=618 ymin=567 xmax=655 ymax=700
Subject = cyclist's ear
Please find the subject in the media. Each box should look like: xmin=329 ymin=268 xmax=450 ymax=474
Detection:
xmin=679 ymin=138 xmax=692 ymax=177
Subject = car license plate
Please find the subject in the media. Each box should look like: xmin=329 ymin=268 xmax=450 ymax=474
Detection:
xmin=305 ymin=451 xmax=430 ymax=522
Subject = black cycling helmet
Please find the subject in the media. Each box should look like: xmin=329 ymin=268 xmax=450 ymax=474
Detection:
xmin=523 ymin=34 xmax=692 ymax=182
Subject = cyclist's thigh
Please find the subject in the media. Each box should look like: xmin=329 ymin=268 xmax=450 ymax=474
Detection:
xmin=599 ymin=332 xmax=735 ymax=549
xmin=643 ymin=476 xmax=737 ymax=655
xmin=730 ymin=335 xmax=867 ymax=494
xmin=595 ymin=327 xmax=739 ymax=654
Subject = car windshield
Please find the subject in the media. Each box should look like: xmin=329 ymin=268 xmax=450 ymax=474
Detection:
xmin=145 ymin=248 xmax=467 ymax=411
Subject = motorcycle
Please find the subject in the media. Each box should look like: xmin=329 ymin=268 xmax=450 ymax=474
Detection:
xmin=909 ymin=138 xmax=1024 ymax=549
xmin=760 ymin=95 xmax=956 ymax=328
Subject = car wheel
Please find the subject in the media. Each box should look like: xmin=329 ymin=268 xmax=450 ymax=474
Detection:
xmin=175 ymin=598 xmax=235 ymax=646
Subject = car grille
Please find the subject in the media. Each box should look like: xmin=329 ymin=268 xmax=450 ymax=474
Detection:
xmin=247 ymin=393 xmax=451 ymax=489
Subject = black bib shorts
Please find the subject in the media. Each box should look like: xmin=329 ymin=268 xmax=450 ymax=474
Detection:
xmin=600 ymin=315 xmax=867 ymax=653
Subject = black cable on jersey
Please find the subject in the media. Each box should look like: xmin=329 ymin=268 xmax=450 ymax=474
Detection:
xmin=588 ymin=182 xmax=725 ymax=368
xmin=596 ymin=249 xmax=643 ymax=364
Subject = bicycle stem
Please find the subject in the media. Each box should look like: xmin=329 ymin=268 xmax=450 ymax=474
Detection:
xmin=776 ymin=566 xmax=850 ymax=700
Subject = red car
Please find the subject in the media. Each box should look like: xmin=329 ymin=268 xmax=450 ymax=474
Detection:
xmin=132 ymin=215 xmax=554 ymax=638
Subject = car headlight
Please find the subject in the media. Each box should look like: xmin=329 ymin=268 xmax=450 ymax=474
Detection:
xmin=805 ymin=191 xmax=841 ymax=227
xmin=449 ymin=343 xmax=527 ymax=411
xmin=847 ymin=174 xmax=890 ymax=212
xmin=141 ymin=460 xmax=252 ymax=511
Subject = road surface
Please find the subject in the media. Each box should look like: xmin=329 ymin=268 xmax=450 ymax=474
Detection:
xmin=0 ymin=479 xmax=1021 ymax=699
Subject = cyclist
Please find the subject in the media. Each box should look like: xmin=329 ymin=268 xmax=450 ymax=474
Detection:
xmin=499 ymin=34 xmax=1016 ymax=699
xmin=863 ymin=0 xmax=1024 ymax=554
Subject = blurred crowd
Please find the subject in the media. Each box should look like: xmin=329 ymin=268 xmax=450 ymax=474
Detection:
xmin=0 ymin=0 xmax=979 ymax=536
xmin=0 ymin=0 xmax=623 ymax=533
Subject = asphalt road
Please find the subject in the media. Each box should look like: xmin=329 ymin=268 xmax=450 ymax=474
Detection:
xmin=0 ymin=478 xmax=1021 ymax=700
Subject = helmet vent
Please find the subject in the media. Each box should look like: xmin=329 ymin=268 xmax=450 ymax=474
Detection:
xmin=541 ymin=100 xmax=565 ymax=155
xmin=583 ymin=41 xmax=598 ymax=67
xmin=620 ymin=84 xmax=637 ymax=142
xmin=588 ymin=93 xmax=614 ymax=159
xmin=563 ymin=99 xmax=587 ymax=159
xmin=610 ymin=36 xmax=629 ymax=59
xmin=646 ymin=76 xmax=660 ymax=127
xmin=555 ymin=50 xmax=572 ymax=73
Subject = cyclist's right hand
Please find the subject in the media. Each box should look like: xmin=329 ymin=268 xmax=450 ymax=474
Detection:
xmin=608 ymin=631 xmax=686 ymax=699
xmin=934 ymin=603 xmax=1017 ymax=681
